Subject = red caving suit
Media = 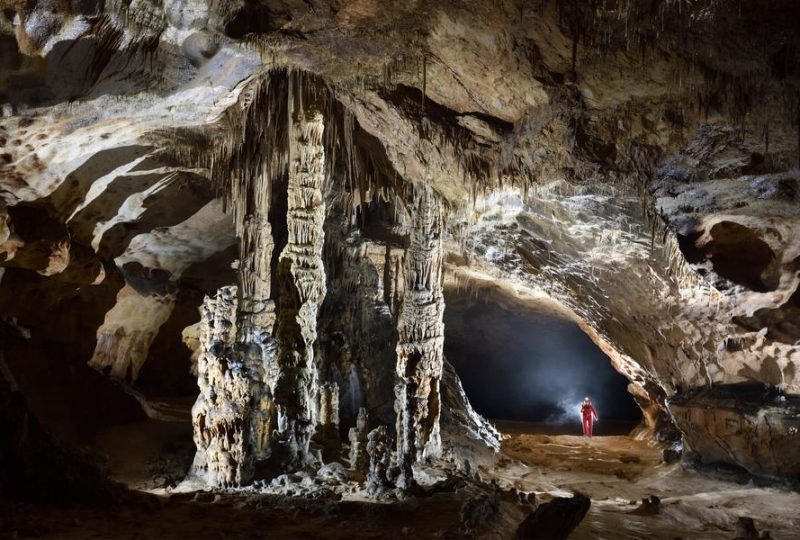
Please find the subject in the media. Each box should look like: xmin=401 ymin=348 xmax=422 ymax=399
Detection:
xmin=581 ymin=402 xmax=598 ymax=437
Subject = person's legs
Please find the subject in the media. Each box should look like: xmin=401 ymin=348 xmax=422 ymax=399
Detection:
xmin=587 ymin=419 xmax=593 ymax=437
xmin=582 ymin=417 xmax=589 ymax=436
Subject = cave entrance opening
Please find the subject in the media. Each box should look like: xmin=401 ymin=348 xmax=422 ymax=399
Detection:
xmin=443 ymin=284 xmax=641 ymax=436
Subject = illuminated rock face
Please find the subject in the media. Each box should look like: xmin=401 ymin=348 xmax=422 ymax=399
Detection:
xmin=191 ymin=286 xmax=260 ymax=487
xmin=229 ymin=155 xmax=278 ymax=468
xmin=2 ymin=0 xmax=800 ymax=483
xmin=89 ymin=284 xmax=175 ymax=382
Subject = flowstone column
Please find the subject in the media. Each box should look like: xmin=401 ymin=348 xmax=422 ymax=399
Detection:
xmin=394 ymin=185 xmax=445 ymax=488
xmin=273 ymin=110 xmax=328 ymax=467
xmin=190 ymin=286 xmax=264 ymax=487
xmin=233 ymin=175 xmax=278 ymax=462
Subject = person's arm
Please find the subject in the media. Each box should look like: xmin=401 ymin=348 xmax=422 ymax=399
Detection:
xmin=592 ymin=406 xmax=598 ymax=421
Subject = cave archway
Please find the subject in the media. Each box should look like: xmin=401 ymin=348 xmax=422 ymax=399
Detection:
xmin=444 ymin=283 xmax=642 ymax=434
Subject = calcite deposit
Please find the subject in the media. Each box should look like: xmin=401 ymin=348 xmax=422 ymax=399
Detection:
xmin=272 ymin=108 xmax=328 ymax=469
xmin=394 ymin=184 xmax=446 ymax=487
xmin=190 ymin=286 xmax=266 ymax=487
xmin=2 ymin=0 xmax=800 ymax=537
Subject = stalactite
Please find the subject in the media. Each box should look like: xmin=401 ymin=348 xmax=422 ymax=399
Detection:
xmin=394 ymin=184 xmax=445 ymax=490
xmin=273 ymin=107 xmax=328 ymax=468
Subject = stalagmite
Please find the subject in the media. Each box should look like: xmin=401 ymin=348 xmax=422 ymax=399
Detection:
xmin=273 ymin=109 xmax=328 ymax=468
xmin=232 ymin=170 xmax=278 ymax=463
xmin=190 ymin=286 xmax=268 ymax=487
xmin=366 ymin=426 xmax=395 ymax=496
xmin=348 ymin=407 xmax=369 ymax=471
xmin=316 ymin=382 xmax=341 ymax=460
xmin=394 ymin=185 xmax=446 ymax=489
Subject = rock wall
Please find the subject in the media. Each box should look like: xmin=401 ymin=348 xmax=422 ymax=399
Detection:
xmin=670 ymin=384 xmax=800 ymax=477
xmin=0 ymin=318 xmax=115 ymax=502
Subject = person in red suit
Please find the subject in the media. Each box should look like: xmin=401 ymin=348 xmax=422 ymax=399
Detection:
xmin=580 ymin=397 xmax=598 ymax=437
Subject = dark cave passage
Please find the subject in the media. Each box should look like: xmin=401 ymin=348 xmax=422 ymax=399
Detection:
xmin=444 ymin=288 xmax=642 ymax=431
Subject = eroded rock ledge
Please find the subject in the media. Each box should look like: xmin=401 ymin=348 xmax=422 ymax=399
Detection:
xmin=670 ymin=384 xmax=800 ymax=478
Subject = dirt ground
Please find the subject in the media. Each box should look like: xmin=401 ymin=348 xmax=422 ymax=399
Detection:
xmin=1 ymin=490 xmax=478 ymax=539
xmin=3 ymin=418 xmax=799 ymax=539
xmin=491 ymin=420 xmax=800 ymax=540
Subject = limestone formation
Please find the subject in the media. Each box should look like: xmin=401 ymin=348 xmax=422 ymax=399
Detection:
xmin=459 ymin=493 xmax=501 ymax=533
xmin=273 ymin=109 xmax=328 ymax=468
xmin=734 ymin=517 xmax=771 ymax=540
xmin=394 ymin=185 xmax=446 ymax=487
xmin=513 ymin=494 xmax=591 ymax=540
xmin=316 ymin=382 xmax=341 ymax=461
xmin=89 ymin=284 xmax=175 ymax=382
xmin=190 ymin=286 xmax=268 ymax=487
xmin=230 ymin=165 xmax=278 ymax=464
xmin=3 ymin=0 xmax=800 ymax=513
xmin=670 ymin=385 xmax=800 ymax=477
xmin=348 ymin=407 xmax=370 ymax=471
xmin=365 ymin=426 xmax=395 ymax=497
xmin=232 ymin=163 xmax=276 ymax=344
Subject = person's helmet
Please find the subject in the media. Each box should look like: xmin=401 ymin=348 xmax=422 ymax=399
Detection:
xmin=583 ymin=397 xmax=590 ymax=402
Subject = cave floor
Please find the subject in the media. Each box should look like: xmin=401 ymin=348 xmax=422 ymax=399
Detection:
xmin=3 ymin=418 xmax=800 ymax=539
xmin=0 ymin=490 xmax=475 ymax=539
xmin=491 ymin=420 xmax=800 ymax=539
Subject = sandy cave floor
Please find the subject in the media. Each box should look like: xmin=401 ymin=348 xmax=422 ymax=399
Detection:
xmin=494 ymin=421 xmax=800 ymax=539
xmin=2 ymin=418 xmax=799 ymax=539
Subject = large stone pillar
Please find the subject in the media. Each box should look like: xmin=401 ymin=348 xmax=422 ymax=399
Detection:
xmin=394 ymin=185 xmax=445 ymax=488
xmin=273 ymin=109 xmax=328 ymax=467
xmin=233 ymin=175 xmax=277 ymax=462
xmin=190 ymin=286 xmax=264 ymax=487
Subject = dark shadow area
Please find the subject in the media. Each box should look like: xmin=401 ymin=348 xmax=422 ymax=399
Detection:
xmin=444 ymin=288 xmax=641 ymax=431
xmin=677 ymin=222 xmax=779 ymax=293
